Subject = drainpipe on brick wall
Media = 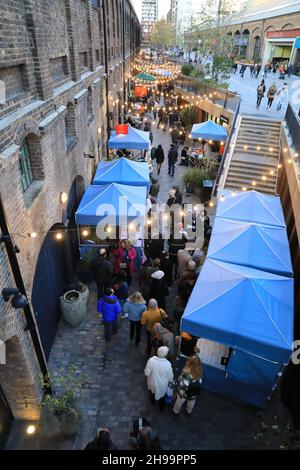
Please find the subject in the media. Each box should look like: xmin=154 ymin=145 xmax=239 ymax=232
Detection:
xmin=122 ymin=1 xmax=126 ymax=123
xmin=102 ymin=0 xmax=110 ymax=153
xmin=0 ymin=193 xmax=52 ymax=395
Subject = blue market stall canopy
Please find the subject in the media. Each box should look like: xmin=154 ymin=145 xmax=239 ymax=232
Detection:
xmin=108 ymin=126 xmax=150 ymax=150
xmin=75 ymin=184 xmax=147 ymax=226
xmin=181 ymin=258 xmax=294 ymax=364
xmin=153 ymin=68 xmax=172 ymax=77
xmin=191 ymin=120 xmax=228 ymax=141
xmin=93 ymin=158 xmax=150 ymax=189
xmin=216 ymin=190 xmax=286 ymax=228
xmin=207 ymin=218 xmax=293 ymax=277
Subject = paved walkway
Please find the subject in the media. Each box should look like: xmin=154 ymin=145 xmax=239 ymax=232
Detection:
xmin=228 ymin=70 xmax=300 ymax=119
xmin=6 ymin=125 xmax=293 ymax=451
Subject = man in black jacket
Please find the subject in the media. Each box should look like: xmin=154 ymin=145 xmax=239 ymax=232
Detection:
xmin=168 ymin=144 xmax=178 ymax=177
xmin=93 ymin=248 xmax=114 ymax=299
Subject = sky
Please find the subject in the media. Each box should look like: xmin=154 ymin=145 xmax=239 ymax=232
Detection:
xmin=131 ymin=0 xmax=171 ymax=21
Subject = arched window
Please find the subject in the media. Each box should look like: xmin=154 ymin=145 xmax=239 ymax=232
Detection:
xmin=281 ymin=24 xmax=295 ymax=31
xmin=65 ymin=102 xmax=77 ymax=152
xmin=18 ymin=133 xmax=44 ymax=194
xmin=87 ymin=87 xmax=94 ymax=124
xmin=253 ymin=36 xmax=261 ymax=60
xmin=19 ymin=138 xmax=34 ymax=193
xmin=234 ymin=31 xmax=240 ymax=54
xmin=240 ymin=29 xmax=250 ymax=57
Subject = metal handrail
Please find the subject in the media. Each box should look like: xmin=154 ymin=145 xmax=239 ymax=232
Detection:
xmin=212 ymin=99 xmax=241 ymax=197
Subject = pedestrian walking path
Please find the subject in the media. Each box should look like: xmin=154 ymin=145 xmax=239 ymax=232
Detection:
xmin=228 ymin=70 xmax=299 ymax=118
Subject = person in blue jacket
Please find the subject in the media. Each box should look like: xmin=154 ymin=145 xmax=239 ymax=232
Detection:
xmin=97 ymin=288 xmax=122 ymax=342
xmin=123 ymin=292 xmax=147 ymax=345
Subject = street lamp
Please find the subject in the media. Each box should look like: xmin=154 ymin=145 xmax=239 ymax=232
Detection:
xmin=2 ymin=288 xmax=29 ymax=309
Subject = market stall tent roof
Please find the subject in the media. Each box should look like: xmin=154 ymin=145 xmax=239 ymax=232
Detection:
xmin=93 ymin=158 xmax=150 ymax=189
xmin=108 ymin=126 xmax=150 ymax=150
xmin=181 ymin=258 xmax=294 ymax=364
xmin=133 ymin=72 xmax=156 ymax=82
xmin=207 ymin=218 xmax=293 ymax=277
xmin=191 ymin=120 xmax=228 ymax=141
xmin=216 ymin=191 xmax=286 ymax=228
xmin=75 ymin=184 xmax=147 ymax=226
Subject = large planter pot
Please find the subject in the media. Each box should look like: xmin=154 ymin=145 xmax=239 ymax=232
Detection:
xmin=60 ymin=289 xmax=88 ymax=327
xmin=186 ymin=184 xmax=194 ymax=194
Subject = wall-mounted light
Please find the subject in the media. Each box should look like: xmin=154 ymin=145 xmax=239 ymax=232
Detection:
xmin=60 ymin=192 xmax=68 ymax=204
xmin=26 ymin=425 xmax=36 ymax=435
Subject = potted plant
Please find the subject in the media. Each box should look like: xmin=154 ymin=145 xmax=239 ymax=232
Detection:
xmin=60 ymin=282 xmax=89 ymax=327
xmin=39 ymin=366 xmax=86 ymax=440
xmin=183 ymin=168 xmax=210 ymax=199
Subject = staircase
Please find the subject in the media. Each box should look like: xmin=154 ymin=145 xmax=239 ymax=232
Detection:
xmin=223 ymin=116 xmax=281 ymax=195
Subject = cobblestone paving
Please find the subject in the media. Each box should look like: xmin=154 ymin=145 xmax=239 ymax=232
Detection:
xmin=6 ymin=128 xmax=291 ymax=451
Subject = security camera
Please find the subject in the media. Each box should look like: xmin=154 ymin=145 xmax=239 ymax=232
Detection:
xmin=2 ymin=288 xmax=29 ymax=309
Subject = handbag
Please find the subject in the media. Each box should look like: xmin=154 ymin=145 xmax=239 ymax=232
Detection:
xmin=186 ymin=380 xmax=202 ymax=399
xmin=164 ymin=385 xmax=174 ymax=404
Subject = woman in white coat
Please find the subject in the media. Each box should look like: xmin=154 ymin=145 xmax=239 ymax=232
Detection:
xmin=144 ymin=346 xmax=174 ymax=412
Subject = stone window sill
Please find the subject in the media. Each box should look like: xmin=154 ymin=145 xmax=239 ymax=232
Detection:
xmin=87 ymin=114 xmax=94 ymax=125
xmin=66 ymin=137 xmax=78 ymax=153
xmin=23 ymin=180 xmax=44 ymax=208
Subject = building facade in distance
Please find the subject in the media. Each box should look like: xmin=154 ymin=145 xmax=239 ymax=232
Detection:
xmin=141 ymin=0 xmax=158 ymax=42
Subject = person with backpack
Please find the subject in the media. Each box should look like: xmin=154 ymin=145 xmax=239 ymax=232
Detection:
xmin=141 ymin=299 xmax=168 ymax=355
xmin=267 ymin=83 xmax=278 ymax=109
xmin=256 ymin=79 xmax=266 ymax=109
xmin=150 ymin=322 xmax=176 ymax=361
xmin=172 ymin=355 xmax=203 ymax=415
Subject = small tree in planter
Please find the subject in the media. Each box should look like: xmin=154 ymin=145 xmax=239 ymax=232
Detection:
xmin=39 ymin=366 xmax=86 ymax=440
xmin=183 ymin=168 xmax=210 ymax=199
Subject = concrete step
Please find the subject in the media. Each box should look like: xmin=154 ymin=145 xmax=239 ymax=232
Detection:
xmin=238 ymin=127 xmax=280 ymax=138
xmin=235 ymin=139 xmax=280 ymax=149
xmin=241 ymin=118 xmax=281 ymax=128
xmin=225 ymin=182 xmax=275 ymax=195
xmin=234 ymin=147 xmax=279 ymax=158
xmin=228 ymin=166 xmax=277 ymax=179
xmin=225 ymin=175 xmax=276 ymax=190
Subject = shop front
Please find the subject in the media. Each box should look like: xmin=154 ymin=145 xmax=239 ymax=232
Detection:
xmin=263 ymin=29 xmax=300 ymax=70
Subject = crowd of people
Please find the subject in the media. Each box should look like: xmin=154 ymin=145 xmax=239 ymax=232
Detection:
xmin=83 ymin=71 xmax=215 ymax=451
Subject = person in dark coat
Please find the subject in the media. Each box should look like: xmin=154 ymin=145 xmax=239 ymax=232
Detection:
xmin=179 ymin=147 xmax=189 ymax=166
xmin=112 ymin=271 xmax=129 ymax=317
xmin=93 ymin=248 xmax=114 ymax=299
xmin=168 ymin=235 xmax=187 ymax=279
xmin=150 ymin=271 xmax=169 ymax=310
xmin=155 ymin=145 xmax=165 ymax=175
xmin=159 ymin=252 xmax=173 ymax=286
xmin=173 ymin=186 xmax=183 ymax=206
xmin=150 ymin=178 xmax=160 ymax=198
xmin=168 ymin=144 xmax=177 ymax=177
xmin=85 ymin=428 xmax=117 ymax=450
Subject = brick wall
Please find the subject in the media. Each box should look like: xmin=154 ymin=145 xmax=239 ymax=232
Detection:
xmin=0 ymin=0 xmax=140 ymax=422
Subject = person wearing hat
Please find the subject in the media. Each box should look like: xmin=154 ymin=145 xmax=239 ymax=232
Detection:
xmin=93 ymin=248 xmax=114 ymax=299
xmin=150 ymin=270 xmax=169 ymax=310
xmin=141 ymin=299 xmax=168 ymax=355
xmin=144 ymin=346 xmax=174 ymax=412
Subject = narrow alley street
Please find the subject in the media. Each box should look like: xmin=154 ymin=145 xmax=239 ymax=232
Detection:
xmin=6 ymin=127 xmax=291 ymax=451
